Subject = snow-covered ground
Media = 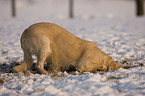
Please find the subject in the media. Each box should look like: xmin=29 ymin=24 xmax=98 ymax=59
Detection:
xmin=0 ymin=0 xmax=145 ymax=96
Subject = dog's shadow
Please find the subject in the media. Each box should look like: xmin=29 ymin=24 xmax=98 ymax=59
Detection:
xmin=0 ymin=60 xmax=143 ymax=74
xmin=0 ymin=62 xmax=77 ymax=74
xmin=0 ymin=62 xmax=40 ymax=74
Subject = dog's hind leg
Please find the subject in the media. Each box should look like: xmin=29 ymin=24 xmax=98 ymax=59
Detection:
xmin=13 ymin=50 xmax=33 ymax=72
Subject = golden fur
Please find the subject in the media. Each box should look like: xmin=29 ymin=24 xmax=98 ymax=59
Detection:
xmin=13 ymin=22 xmax=122 ymax=74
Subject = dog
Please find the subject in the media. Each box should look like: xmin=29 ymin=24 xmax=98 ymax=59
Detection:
xmin=13 ymin=22 xmax=122 ymax=74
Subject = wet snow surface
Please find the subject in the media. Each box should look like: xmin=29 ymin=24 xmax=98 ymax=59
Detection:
xmin=0 ymin=0 xmax=145 ymax=96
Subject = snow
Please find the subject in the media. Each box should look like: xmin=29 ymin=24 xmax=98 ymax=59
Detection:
xmin=0 ymin=0 xmax=145 ymax=96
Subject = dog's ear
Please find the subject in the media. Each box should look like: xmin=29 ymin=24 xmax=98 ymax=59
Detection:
xmin=103 ymin=56 xmax=112 ymax=65
xmin=102 ymin=56 xmax=112 ymax=71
